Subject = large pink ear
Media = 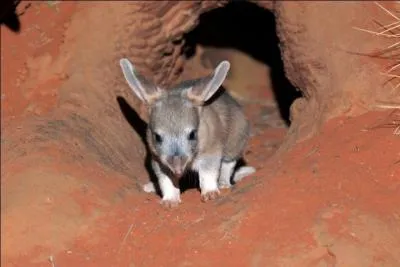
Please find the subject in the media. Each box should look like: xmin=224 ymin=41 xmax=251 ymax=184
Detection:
xmin=186 ymin=60 xmax=230 ymax=104
xmin=119 ymin=58 xmax=164 ymax=105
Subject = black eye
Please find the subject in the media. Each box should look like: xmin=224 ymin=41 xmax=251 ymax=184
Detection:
xmin=188 ymin=129 xmax=197 ymax=141
xmin=154 ymin=132 xmax=162 ymax=143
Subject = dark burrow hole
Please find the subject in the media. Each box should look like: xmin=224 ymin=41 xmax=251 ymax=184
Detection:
xmin=183 ymin=1 xmax=302 ymax=126
xmin=118 ymin=1 xmax=302 ymax=194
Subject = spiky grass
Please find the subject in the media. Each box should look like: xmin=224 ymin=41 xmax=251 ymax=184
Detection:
xmin=386 ymin=109 xmax=400 ymax=135
xmin=368 ymin=109 xmax=400 ymax=135
xmin=393 ymin=109 xmax=400 ymax=135
xmin=354 ymin=2 xmax=400 ymax=135
xmin=353 ymin=2 xmax=400 ymax=91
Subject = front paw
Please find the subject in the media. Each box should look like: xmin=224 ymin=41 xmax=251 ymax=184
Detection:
xmin=201 ymin=189 xmax=220 ymax=202
xmin=160 ymin=194 xmax=181 ymax=208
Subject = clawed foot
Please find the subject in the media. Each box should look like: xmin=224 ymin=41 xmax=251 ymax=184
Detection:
xmin=201 ymin=190 xmax=220 ymax=202
xmin=159 ymin=187 xmax=181 ymax=208
xmin=160 ymin=198 xmax=181 ymax=208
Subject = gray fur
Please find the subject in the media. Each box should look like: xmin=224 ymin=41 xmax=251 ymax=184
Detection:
xmin=119 ymin=58 xmax=254 ymax=206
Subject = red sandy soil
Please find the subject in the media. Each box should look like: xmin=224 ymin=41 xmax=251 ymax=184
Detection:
xmin=2 ymin=2 xmax=400 ymax=267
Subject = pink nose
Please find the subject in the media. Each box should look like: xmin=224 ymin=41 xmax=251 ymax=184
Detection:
xmin=166 ymin=156 xmax=186 ymax=177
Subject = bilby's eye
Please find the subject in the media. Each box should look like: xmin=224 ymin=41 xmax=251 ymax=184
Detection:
xmin=154 ymin=132 xmax=162 ymax=143
xmin=188 ymin=129 xmax=197 ymax=141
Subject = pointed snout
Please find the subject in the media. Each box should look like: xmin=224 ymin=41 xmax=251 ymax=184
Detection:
xmin=166 ymin=155 xmax=189 ymax=178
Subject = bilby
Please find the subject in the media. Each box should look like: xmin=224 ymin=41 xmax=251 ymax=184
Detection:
xmin=119 ymin=58 xmax=255 ymax=208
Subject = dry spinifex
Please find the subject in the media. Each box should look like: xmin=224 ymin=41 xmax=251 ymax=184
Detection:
xmin=354 ymin=1 xmax=400 ymax=107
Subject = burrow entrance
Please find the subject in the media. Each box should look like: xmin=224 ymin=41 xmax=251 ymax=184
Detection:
xmin=179 ymin=1 xmax=302 ymax=158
